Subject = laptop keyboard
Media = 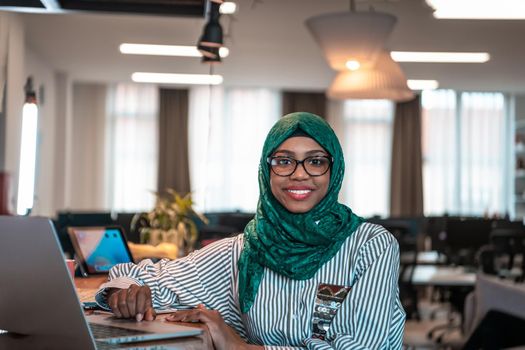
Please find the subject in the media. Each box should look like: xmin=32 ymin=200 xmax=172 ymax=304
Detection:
xmin=90 ymin=322 xmax=151 ymax=340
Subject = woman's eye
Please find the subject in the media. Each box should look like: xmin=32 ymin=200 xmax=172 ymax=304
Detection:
xmin=276 ymin=158 xmax=293 ymax=166
xmin=308 ymin=157 xmax=326 ymax=167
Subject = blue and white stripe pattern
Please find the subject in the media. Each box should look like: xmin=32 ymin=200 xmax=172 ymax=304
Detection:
xmin=97 ymin=222 xmax=405 ymax=349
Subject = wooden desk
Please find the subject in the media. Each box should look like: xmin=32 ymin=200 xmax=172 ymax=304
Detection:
xmin=75 ymin=276 xmax=214 ymax=350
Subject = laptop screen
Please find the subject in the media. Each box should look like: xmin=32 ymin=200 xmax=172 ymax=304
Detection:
xmin=68 ymin=227 xmax=133 ymax=274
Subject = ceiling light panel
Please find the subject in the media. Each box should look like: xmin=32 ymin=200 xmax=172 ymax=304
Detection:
xmin=120 ymin=43 xmax=229 ymax=57
xmin=219 ymin=2 xmax=236 ymax=14
xmin=407 ymin=79 xmax=439 ymax=90
xmin=391 ymin=51 xmax=490 ymax=63
xmin=426 ymin=0 xmax=525 ymax=19
xmin=132 ymin=72 xmax=223 ymax=85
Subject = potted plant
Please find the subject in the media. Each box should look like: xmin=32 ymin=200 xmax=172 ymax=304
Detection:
xmin=130 ymin=189 xmax=208 ymax=259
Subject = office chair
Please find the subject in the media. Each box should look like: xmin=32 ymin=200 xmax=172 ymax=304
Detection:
xmin=483 ymin=228 xmax=525 ymax=282
xmin=426 ymin=218 xmax=492 ymax=345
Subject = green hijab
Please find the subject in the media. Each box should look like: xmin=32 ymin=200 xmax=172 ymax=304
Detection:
xmin=237 ymin=112 xmax=363 ymax=313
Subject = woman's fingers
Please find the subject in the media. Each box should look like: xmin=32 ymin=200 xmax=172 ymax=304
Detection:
xmin=165 ymin=308 xmax=217 ymax=324
xmin=144 ymin=305 xmax=156 ymax=321
xmin=107 ymin=286 xmax=154 ymax=320
xmin=127 ymin=285 xmax=139 ymax=317
xmin=165 ymin=310 xmax=200 ymax=323
xmin=140 ymin=288 xmax=156 ymax=321
xmin=117 ymin=288 xmax=131 ymax=318
xmin=108 ymin=290 xmax=122 ymax=318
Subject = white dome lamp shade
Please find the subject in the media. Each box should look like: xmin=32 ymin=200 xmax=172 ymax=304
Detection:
xmin=305 ymin=11 xmax=397 ymax=71
xmin=327 ymin=50 xmax=415 ymax=102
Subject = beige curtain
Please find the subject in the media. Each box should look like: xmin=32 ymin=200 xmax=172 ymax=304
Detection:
xmin=0 ymin=172 xmax=9 ymax=214
xmin=282 ymin=91 xmax=327 ymax=118
xmin=390 ymin=95 xmax=424 ymax=217
xmin=158 ymin=88 xmax=191 ymax=194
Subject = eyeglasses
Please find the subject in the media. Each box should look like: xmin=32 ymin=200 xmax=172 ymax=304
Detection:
xmin=267 ymin=156 xmax=332 ymax=177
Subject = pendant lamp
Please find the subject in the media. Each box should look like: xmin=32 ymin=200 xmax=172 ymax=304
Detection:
xmin=327 ymin=50 xmax=414 ymax=102
xmin=306 ymin=11 xmax=397 ymax=71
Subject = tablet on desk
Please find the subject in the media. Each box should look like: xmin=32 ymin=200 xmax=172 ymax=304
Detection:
xmin=68 ymin=226 xmax=134 ymax=276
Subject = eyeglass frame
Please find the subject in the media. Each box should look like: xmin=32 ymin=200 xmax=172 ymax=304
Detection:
xmin=266 ymin=155 xmax=333 ymax=177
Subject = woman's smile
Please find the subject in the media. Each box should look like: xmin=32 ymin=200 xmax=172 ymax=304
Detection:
xmin=270 ymin=136 xmax=330 ymax=213
xmin=284 ymin=186 xmax=314 ymax=200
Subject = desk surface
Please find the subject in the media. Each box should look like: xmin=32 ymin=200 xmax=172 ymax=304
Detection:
xmin=400 ymin=251 xmax=447 ymax=265
xmin=406 ymin=265 xmax=477 ymax=287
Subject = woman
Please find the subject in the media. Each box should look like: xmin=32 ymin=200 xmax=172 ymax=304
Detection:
xmin=97 ymin=112 xmax=405 ymax=349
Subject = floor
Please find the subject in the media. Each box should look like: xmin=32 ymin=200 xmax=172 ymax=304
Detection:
xmin=403 ymin=297 xmax=464 ymax=350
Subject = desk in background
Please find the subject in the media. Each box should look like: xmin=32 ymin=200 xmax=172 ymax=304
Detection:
xmin=400 ymin=250 xmax=447 ymax=265
xmin=405 ymin=265 xmax=476 ymax=287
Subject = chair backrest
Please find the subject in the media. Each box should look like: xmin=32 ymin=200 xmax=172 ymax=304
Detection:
xmin=490 ymin=229 xmax=525 ymax=278
xmin=490 ymin=228 xmax=525 ymax=254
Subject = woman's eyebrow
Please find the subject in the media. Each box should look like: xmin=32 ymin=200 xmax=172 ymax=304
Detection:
xmin=305 ymin=150 xmax=328 ymax=156
xmin=273 ymin=149 xmax=328 ymax=156
xmin=273 ymin=150 xmax=295 ymax=156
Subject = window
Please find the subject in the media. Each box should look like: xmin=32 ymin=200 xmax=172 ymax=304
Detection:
xmin=106 ymin=84 xmax=158 ymax=212
xmin=421 ymin=90 xmax=458 ymax=215
xmin=189 ymin=86 xmax=280 ymax=212
xmin=422 ymin=90 xmax=508 ymax=216
xmin=333 ymin=100 xmax=394 ymax=218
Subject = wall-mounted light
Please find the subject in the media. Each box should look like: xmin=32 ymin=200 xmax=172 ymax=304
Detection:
xmin=16 ymin=77 xmax=39 ymax=215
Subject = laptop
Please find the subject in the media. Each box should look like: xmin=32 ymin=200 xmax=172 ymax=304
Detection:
xmin=0 ymin=216 xmax=202 ymax=350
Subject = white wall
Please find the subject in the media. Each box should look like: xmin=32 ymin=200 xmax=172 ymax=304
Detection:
xmin=25 ymin=47 xmax=57 ymax=216
xmin=4 ymin=13 xmax=25 ymax=214
xmin=3 ymin=12 xmax=85 ymax=217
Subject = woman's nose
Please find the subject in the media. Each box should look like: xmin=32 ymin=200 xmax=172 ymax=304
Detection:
xmin=290 ymin=162 xmax=309 ymax=179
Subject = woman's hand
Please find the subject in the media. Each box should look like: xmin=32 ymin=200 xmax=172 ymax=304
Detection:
xmin=165 ymin=305 xmax=261 ymax=350
xmin=107 ymin=285 xmax=156 ymax=322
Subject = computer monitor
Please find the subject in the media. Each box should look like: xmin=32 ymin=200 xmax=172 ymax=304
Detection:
xmin=54 ymin=211 xmax=114 ymax=258
xmin=444 ymin=218 xmax=494 ymax=265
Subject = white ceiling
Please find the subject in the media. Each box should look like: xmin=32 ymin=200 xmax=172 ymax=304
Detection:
xmin=16 ymin=0 xmax=525 ymax=92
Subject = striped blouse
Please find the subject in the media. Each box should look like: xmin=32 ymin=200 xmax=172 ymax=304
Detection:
xmin=96 ymin=222 xmax=406 ymax=349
